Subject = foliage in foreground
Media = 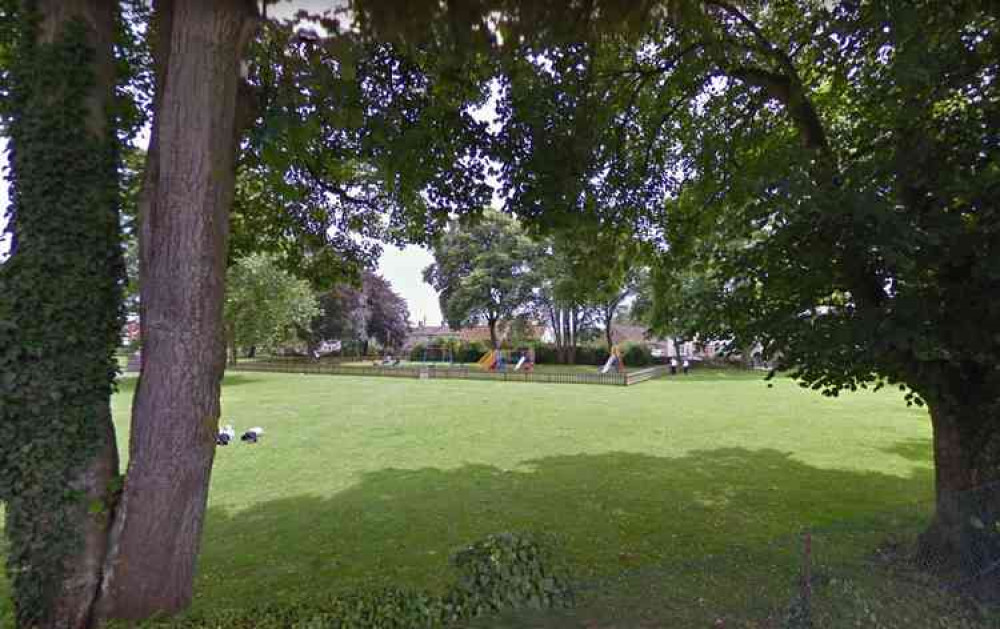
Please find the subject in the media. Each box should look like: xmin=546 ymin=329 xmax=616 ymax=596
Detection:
xmin=115 ymin=533 xmax=572 ymax=629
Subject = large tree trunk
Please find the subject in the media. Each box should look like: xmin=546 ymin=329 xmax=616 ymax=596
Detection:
xmin=40 ymin=5 xmax=122 ymax=626
xmin=1 ymin=2 xmax=122 ymax=627
xmin=918 ymin=382 xmax=1000 ymax=576
xmin=94 ymin=0 xmax=257 ymax=621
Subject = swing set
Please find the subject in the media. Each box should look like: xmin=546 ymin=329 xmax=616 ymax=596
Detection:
xmin=421 ymin=344 xmax=454 ymax=365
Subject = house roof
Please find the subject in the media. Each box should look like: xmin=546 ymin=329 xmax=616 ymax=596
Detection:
xmin=409 ymin=325 xmax=456 ymax=337
xmin=406 ymin=323 xmax=545 ymax=347
xmin=609 ymin=324 xmax=655 ymax=345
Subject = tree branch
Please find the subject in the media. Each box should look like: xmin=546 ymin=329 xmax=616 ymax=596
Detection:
xmin=727 ymin=66 xmax=831 ymax=156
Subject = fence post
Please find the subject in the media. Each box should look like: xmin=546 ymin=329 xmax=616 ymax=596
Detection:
xmin=802 ymin=530 xmax=812 ymax=619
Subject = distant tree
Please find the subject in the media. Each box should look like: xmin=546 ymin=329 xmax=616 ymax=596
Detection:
xmin=533 ymin=242 xmax=594 ymax=364
xmin=362 ymin=272 xmax=410 ymax=353
xmin=306 ymin=271 xmax=409 ymax=356
xmin=224 ymin=253 xmax=318 ymax=361
xmin=639 ymin=266 xmax=721 ymax=360
xmin=423 ymin=210 xmax=541 ymax=348
xmin=533 ymin=225 xmax=646 ymax=359
xmin=307 ymin=284 xmax=365 ymax=354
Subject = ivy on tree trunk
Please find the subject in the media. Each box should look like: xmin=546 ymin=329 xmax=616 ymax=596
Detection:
xmin=0 ymin=1 xmax=123 ymax=627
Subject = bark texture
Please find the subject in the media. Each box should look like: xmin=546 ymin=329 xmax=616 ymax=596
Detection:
xmin=93 ymin=0 xmax=257 ymax=621
xmin=919 ymin=391 xmax=1000 ymax=573
xmin=50 ymin=414 xmax=119 ymax=629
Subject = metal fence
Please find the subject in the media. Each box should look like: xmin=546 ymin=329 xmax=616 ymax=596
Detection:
xmin=227 ymin=360 xmax=670 ymax=387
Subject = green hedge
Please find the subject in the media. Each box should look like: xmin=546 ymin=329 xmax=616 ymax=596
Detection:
xmin=121 ymin=533 xmax=573 ymax=628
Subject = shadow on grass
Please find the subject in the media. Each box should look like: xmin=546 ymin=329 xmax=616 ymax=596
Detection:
xmin=194 ymin=446 xmax=935 ymax=625
xmin=881 ymin=438 xmax=934 ymax=464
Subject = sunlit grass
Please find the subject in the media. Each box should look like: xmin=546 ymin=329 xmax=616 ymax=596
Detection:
xmin=0 ymin=370 xmax=937 ymax=625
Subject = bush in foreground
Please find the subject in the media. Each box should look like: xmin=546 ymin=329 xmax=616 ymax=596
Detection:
xmin=114 ymin=533 xmax=572 ymax=628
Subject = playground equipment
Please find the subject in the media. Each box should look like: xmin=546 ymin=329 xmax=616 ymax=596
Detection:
xmin=601 ymin=346 xmax=626 ymax=374
xmin=478 ymin=348 xmax=534 ymax=372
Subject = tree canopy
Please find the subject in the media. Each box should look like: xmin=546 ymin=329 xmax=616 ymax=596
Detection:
xmin=423 ymin=210 xmax=541 ymax=348
xmin=493 ymin=0 xmax=1000 ymax=558
xmin=224 ymin=252 xmax=318 ymax=357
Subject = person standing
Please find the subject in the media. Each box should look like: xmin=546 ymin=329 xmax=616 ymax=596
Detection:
xmin=682 ymin=358 xmax=690 ymax=375
xmin=669 ymin=357 xmax=678 ymax=375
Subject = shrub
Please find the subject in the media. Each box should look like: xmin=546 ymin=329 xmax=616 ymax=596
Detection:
xmin=573 ymin=345 xmax=597 ymax=365
xmin=533 ymin=343 xmax=558 ymax=364
xmin=622 ymin=343 xmax=653 ymax=367
xmin=449 ymin=532 xmax=573 ymax=616
xmin=125 ymin=533 xmax=573 ymax=628
xmin=593 ymin=346 xmax=611 ymax=367
xmin=408 ymin=342 xmax=426 ymax=362
xmin=457 ymin=340 xmax=487 ymax=363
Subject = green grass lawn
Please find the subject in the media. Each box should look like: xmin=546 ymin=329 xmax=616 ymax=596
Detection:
xmin=0 ymin=371 xmax=945 ymax=626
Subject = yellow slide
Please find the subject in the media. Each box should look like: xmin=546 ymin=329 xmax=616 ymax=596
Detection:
xmin=477 ymin=350 xmax=496 ymax=370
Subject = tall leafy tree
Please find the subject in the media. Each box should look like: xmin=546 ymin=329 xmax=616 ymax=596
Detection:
xmin=305 ymin=271 xmax=409 ymax=355
xmin=496 ymin=0 xmax=1000 ymax=565
xmin=424 ymin=210 xmax=541 ymax=348
xmin=0 ymin=0 xmax=500 ymax=624
xmin=307 ymin=283 xmax=366 ymax=353
xmin=361 ymin=272 xmax=410 ymax=352
xmin=224 ymin=253 xmax=318 ymax=360
xmin=533 ymin=239 xmax=596 ymax=364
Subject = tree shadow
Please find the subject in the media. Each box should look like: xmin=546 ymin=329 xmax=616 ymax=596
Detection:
xmin=881 ymin=438 xmax=934 ymax=464
xmin=193 ymin=446 xmax=935 ymax=625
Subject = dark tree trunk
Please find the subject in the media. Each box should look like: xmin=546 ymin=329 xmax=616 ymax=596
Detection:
xmin=554 ymin=308 xmax=565 ymax=363
xmin=561 ymin=309 xmax=570 ymax=364
xmin=915 ymin=371 xmax=1000 ymax=576
xmin=488 ymin=317 xmax=498 ymax=349
xmin=919 ymin=398 xmax=999 ymax=571
xmin=546 ymin=305 xmax=563 ymax=364
xmin=2 ymin=2 xmax=122 ymax=627
xmin=94 ymin=0 xmax=257 ymax=622
xmin=604 ymin=308 xmax=614 ymax=352
xmin=51 ymin=413 xmax=119 ymax=629
xmin=571 ymin=307 xmax=584 ymax=364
